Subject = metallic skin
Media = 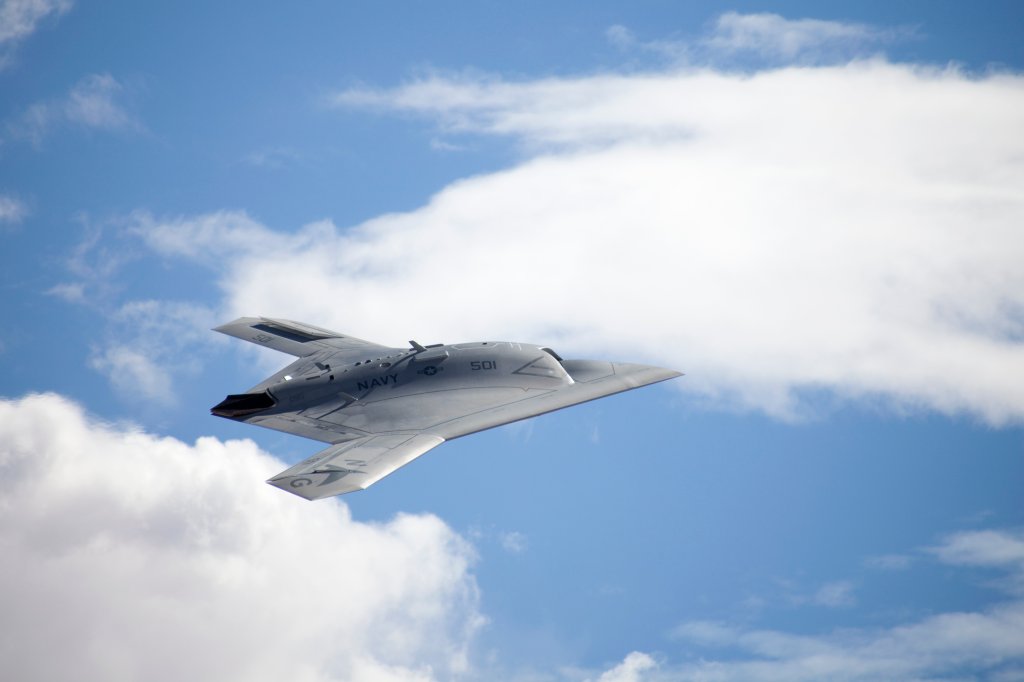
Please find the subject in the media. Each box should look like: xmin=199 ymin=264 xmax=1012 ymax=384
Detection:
xmin=213 ymin=317 xmax=682 ymax=500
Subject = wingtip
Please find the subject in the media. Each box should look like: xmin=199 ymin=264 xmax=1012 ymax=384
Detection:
xmin=639 ymin=364 xmax=685 ymax=381
xmin=212 ymin=316 xmax=258 ymax=333
xmin=657 ymin=368 xmax=685 ymax=383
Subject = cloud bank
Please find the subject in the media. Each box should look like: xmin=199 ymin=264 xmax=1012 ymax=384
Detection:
xmin=3 ymin=397 xmax=1017 ymax=682
xmin=139 ymin=58 xmax=1024 ymax=423
xmin=0 ymin=393 xmax=482 ymax=682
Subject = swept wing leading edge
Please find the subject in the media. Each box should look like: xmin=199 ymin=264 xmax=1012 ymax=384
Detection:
xmin=214 ymin=316 xmax=389 ymax=359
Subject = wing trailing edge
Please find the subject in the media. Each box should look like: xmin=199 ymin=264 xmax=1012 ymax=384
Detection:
xmin=267 ymin=433 xmax=445 ymax=500
xmin=432 ymin=361 xmax=682 ymax=441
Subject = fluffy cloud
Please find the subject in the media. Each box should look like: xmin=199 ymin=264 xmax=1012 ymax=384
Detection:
xmin=592 ymin=652 xmax=657 ymax=682
xmin=932 ymin=529 xmax=1024 ymax=569
xmin=666 ymin=530 xmax=1024 ymax=681
xmin=141 ymin=57 xmax=1024 ymax=423
xmin=0 ymin=393 xmax=482 ymax=682
xmin=89 ymin=344 xmax=175 ymax=405
xmin=931 ymin=529 xmax=1024 ymax=595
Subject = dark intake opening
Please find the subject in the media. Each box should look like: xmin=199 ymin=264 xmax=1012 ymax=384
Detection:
xmin=211 ymin=391 xmax=276 ymax=418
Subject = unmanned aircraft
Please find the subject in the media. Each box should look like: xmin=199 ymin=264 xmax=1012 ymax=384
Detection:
xmin=212 ymin=317 xmax=681 ymax=500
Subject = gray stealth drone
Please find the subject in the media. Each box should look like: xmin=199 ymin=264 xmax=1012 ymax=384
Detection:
xmin=212 ymin=317 xmax=681 ymax=500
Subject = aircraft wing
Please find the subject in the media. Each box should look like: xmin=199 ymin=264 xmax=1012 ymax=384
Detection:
xmin=427 ymin=360 xmax=681 ymax=440
xmin=262 ymin=360 xmax=678 ymax=500
xmin=267 ymin=433 xmax=445 ymax=500
xmin=214 ymin=316 xmax=391 ymax=358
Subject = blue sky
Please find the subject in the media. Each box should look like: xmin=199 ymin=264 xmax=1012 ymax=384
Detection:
xmin=1 ymin=2 xmax=1023 ymax=680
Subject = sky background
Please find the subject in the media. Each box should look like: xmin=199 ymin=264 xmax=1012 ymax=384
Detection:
xmin=1 ymin=2 xmax=1023 ymax=681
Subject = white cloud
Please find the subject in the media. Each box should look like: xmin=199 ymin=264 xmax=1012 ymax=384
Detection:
xmin=48 ymin=221 xmax=143 ymax=305
xmin=86 ymin=300 xmax=222 ymax=403
xmin=592 ymin=652 xmax=657 ymax=682
xmin=0 ymin=0 xmax=71 ymax=60
xmin=64 ymin=72 xmax=135 ymax=129
xmin=604 ymin=13 xmax=904 ymax=67
xmin=89 ymin=344 xmax=175 ymax=406
xmin=46 ymin=281 xmax=85 ymax=301
xmin=665 ymin=530 xmax=1024 ymax=681
xmin=0 ymin=393 xmax=483 ymax=682
xmin=669 ymin=606 xmax=1024 ymax=681
xmin=931 ymin=529 xmax=1024 ymax=596
xmin=143 ymin=57 xmax=1024 ymax=424
xmin=0 ymin=193 xmax=27 ymax=224
xmin=811 ymin=580 xmax=855 ymax=607
xmin=0 ymin=0 xmax=70 ymax=44
xmin=606 ymin=25 xmax=637 ymax=51
xmin=48 ymin=218 xmax=224 ymax=400
xmin=499 ymin=531 xmax=528 ymax=554
xmin=132 ymin=209 xmax=291 ymax=264
xmin=9 ymin=72 xmax=138 ymax=143
xmin=112 ymin=299 xmax=218 ymax=341
xmin=932 ymin=529 xmax=1024 ymax=568
xmin=704 ymin=12 xmax=904 ymax=62
xmin=429 ymin=137 xmax=466 ymax=152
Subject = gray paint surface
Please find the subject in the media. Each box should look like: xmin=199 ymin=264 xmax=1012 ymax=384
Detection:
xmin=213 ymin=317 xmax=682 ymax=500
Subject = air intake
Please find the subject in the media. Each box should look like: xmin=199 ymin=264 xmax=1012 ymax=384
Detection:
xmin=211 ymin=391 xmax=276 ymax=418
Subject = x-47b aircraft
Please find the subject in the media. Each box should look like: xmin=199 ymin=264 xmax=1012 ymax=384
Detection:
xmin=212 ymin=317 xmax=681 ymax=500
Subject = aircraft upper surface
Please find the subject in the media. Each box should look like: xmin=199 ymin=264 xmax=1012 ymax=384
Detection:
xmin=212 ymin=317 xmax=682 ymax=500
